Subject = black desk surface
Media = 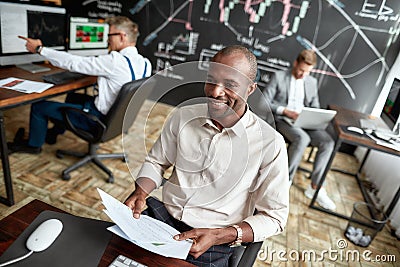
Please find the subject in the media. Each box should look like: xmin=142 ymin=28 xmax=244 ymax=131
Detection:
xmin=0 ymin=199 xmax=195 ymax=267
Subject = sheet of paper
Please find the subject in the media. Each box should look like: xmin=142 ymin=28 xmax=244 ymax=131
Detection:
xmin=108 ymin=225 xmax=193 ymax=259
xmin=376 ymin=140 xmax=400 ymax=151
xmin=97 ymin=188 xmax=192 ymax=259
xmin=0 ymin=77 xmax=53 ymax=93
xmin=366 ymin=133 xmax=400 ymax=151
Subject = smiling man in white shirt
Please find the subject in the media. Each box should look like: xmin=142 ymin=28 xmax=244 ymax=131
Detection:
xmin=125 ymin=45 xmax=289 ymax=266
xmin=8 ymin=16 xmax=151 ymax=154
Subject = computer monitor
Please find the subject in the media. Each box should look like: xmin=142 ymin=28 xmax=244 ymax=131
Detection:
xmin=0 ymin=1 xmax=67 ymax=67
xmin=382 ymin=77 xmax=400 ymax=131
xmin=68 ymin=16 xmax=109 ymax=56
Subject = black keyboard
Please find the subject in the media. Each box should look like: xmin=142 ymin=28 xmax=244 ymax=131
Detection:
xmin=42 ymin=71 xmax=87 ymax=85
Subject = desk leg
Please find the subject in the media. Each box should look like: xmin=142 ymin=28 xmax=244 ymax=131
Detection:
xmin=309 ymin=137 xmax=342 ymax=209
xmin=353 ymin=149 xmax=400 ymax=219
xmin=0 ymin=111 xmax=14 ymax=206
xmin=353 ymin=150 xmax=373 ymax=206
xmin=308 ymin=139 xmax=360 ymax=221
xmin=386 ymin=187 xmax=400 ymax=218
xmin=309 ymin=141 xmax=384 ymax=229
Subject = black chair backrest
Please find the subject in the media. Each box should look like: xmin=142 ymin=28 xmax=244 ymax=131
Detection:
xmin=101 ymin=77 xmax=155 ymax=142
xmin=228 ymin=241 xmax=263 ymax=267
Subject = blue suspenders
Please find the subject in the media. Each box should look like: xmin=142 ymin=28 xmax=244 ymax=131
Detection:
xmin=124 ymin=56 xmax=148 ymax=81
xmin=82 ymin=56 xmax=147 ymax=116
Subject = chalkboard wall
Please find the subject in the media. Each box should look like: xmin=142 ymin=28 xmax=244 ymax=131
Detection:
xmin=62 ymin=0 xmax=400 ymax=113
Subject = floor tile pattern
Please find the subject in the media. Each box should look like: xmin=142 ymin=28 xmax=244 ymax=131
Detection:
xmin=0 ymin=96 xmax=398 ymax=266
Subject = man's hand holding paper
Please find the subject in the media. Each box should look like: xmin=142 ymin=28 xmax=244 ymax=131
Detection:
xmin=97 ymin=189 xmax=192 ymax=259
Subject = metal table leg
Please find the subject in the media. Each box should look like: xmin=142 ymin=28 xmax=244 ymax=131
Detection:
xmin=309 ymin=140 xmax=384 ymax=229
xmin=309 ymin=137 xmax=342 ymax=209
xmin=0 ymin=111 xmax=14 ymax=206
xmin=385 ymin=186 xmax=400 ymax=218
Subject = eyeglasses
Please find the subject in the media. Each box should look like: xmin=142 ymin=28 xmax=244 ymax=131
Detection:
xmin=107 ymin=32 xmax=125 ymax=37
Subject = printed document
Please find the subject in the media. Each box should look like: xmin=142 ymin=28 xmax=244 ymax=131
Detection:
xmin=0 ymin=77 xmax=53 ymax=93
xmin=366 ymin=132 xmax=400 ymax=152
xmin=97 ymin=188 xmax=192 ymax=259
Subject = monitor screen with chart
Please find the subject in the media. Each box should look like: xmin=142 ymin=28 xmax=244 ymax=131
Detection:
xmin=382 ymin=78 xmax=400 ymax=130
xmin=68 ymin=16 xmax=109 ymax=56
xmin=0 ymin=1 xmax=67 ymax=66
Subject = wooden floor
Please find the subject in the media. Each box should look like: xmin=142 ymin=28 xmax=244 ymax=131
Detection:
xmin=0 ymin=97 xmax=399 ymax=266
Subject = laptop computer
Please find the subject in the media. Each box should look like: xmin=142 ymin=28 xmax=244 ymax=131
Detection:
xmin=283 ymin=107 xmax=337 ymax=130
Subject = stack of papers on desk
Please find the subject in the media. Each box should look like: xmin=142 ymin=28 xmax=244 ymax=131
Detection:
xmin=366 ymin=132 xmax=400 ymax=152
xmin=0 ymin=77 xmax=53 ymax=93
xmin=376 ymin=139 xmax=400 ymax=152
xmin=97 ymin=188 xmax=192 ymax=259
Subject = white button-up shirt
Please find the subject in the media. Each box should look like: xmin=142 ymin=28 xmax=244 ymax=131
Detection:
xmin=40 ymin=46 xmax=151 ymax=114
xmin=277 ymin=76 xmax=305 ymax=115
xmin=138 ymin=103 xmax=289 ymax=242
xmin=287 ymin=77 xmax=305 ymax=112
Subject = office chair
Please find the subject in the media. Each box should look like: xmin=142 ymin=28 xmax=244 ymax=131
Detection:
xmin=229 ymin=241 xmax=263 ymax=267
xmin=247 ymin=91 xmax=316 ymax=176
xmin=55 ymin=77 xmax=155 ymax=183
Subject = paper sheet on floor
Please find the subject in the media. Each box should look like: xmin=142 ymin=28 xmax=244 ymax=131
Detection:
xmin=97 ymin=188 xmax=192 ymax=259
xmin=0 ymin=77 xmax=53 ymax=93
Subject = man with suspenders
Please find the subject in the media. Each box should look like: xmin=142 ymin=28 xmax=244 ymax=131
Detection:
xmin=9 ymin=16 xmax=151 ymax=154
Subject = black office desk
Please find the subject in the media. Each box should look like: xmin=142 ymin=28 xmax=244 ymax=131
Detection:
xmin=0 ymin=64 xmax=97 ymax=206
xmin=0 ymin=199 xmax=195 ymax=266
xmin=310 ymin=105 xmax=400 ymax=228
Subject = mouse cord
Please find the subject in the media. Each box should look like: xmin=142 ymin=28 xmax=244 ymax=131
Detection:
xmin=0 ymin=250 xmax=33 ymax=267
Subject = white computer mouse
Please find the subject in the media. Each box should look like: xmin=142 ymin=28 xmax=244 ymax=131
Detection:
xmin=26 ymin=219 xmax=63 ymax=252
xmin=347 ymin=126 xmax=364 ymax=135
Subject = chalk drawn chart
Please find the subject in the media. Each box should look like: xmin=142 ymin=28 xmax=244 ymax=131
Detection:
xmin=63 ymin=0 xmax=400 ymax=112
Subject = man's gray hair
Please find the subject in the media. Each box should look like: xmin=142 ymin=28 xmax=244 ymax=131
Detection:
xmin=105 ymin=16 xmax=139 ymax=44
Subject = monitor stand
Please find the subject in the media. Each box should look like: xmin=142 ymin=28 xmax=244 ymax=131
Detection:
xmin=16 ymin=63 xmax=51 ymax=73
xmin=393 ymin=121 xmax=400 ymax=137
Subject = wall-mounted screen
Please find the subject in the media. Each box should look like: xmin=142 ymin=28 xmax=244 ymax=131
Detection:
xmin=0 ymin=1 xmax=66 ymax=66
